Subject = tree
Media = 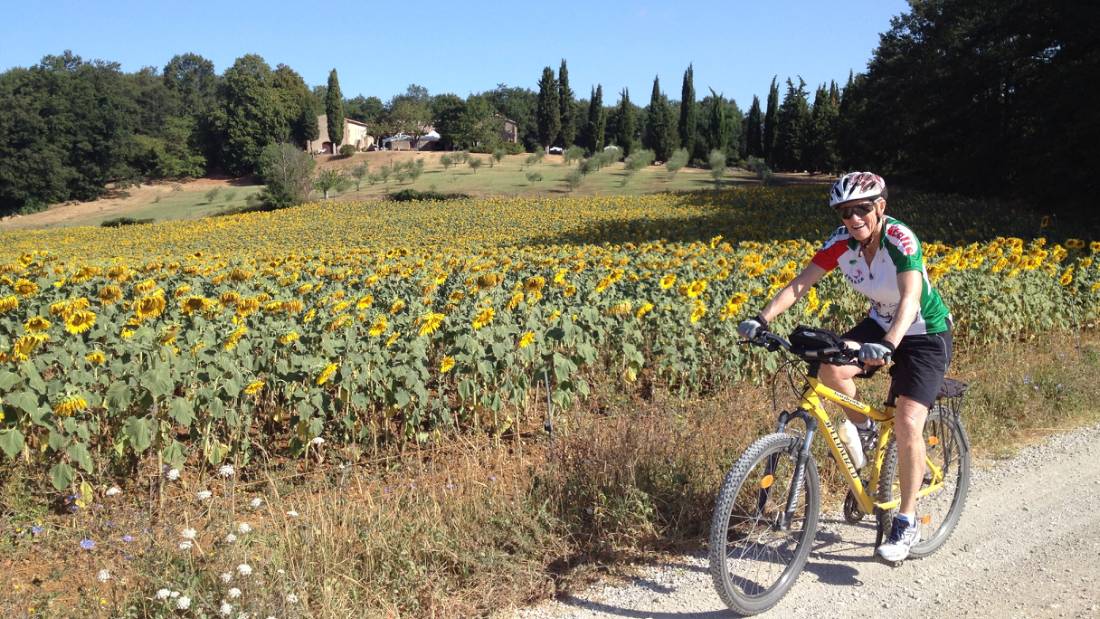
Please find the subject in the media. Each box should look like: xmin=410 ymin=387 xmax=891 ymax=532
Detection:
xmin=666 ymin=148 xmax=689 ymax=177
xmin=616 ymin=88 xmax=636 ymax=156
xmin=386 ymin=90 xmax=431 ymax=148
xmin=807 ymin=83 xmax=840 ymax=173
xmin=221 ymin=54 xmax=288 ymax=175
xmin=708 ymin=149 xmax=727 ymax=190
xmin=536 ymin=67 xmax=560 ymax=152
xmin=314 ymin=168 xmax=344 ymax=199
xmin=773 ymin=77 xmax=811 ymax=171
xmin=558 ymin=60 xmax=576 ymax=147
xmin=350 ymin=163 xmax=368 ymax=190
xmin=325 ymin=68 xmax=344 ymax=150
xmin=431 ymin=93 xmax=466 ymax=150
xmin=763 ymin=76 xmax=779 ymax=166
xmin=346 ymin=95 xmax=384 ymax=125
xmin=705 ymin=89 xmax=728 ymax=155
xmin=585 ymin=84 xmax=606 ymax=153
xmin=643 ymin=76 xmax=673 ymax=161
xmin=273 ymin=64 xmax=317 ymax=148
xmin=745 ymin=95 xmax=764 ymax=158
xmin=257 ymin=143 xmax=315 ymax=208
xmin=678 ymin=64 xmax=697 ymax=159
xmin=484 ymin=84 xmax=539 ymax=152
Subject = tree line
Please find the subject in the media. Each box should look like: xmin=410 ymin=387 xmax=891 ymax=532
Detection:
xmin=1 ymin=0 xmax=1093 ymax=215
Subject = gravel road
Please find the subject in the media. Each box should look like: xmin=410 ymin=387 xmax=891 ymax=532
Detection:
xmin=509 ymin=422 xmax=1100 ymax=618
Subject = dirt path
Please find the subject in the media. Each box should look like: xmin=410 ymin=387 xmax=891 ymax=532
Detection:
xmin=511 ymin=422 xmax=1100 ymax=618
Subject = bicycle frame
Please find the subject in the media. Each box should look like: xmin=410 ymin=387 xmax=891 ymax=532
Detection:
xmin=778 ymin=376 xmax=948 ymax=518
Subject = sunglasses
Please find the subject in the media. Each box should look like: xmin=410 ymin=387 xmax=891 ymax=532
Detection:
xmin=836 ymin=201 xmax=876 ymax=220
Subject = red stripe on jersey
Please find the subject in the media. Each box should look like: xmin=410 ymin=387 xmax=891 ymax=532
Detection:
xmin=812 ymin=235 xmax=849 ymax=271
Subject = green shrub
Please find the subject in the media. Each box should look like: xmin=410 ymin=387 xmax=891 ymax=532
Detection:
xmin=525 ymin=171 xmax=543 ymax=183
xmin=387 ymin=189 xmax=470 ymax=202
xmin=339 ymin=144 xmax=356 ymax=157
xmin=100 ymin=216 xmax=154 ymax=227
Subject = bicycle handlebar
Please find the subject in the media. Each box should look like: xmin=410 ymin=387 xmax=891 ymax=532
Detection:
xmin=746 ymin=330 xmax=866 ymax=367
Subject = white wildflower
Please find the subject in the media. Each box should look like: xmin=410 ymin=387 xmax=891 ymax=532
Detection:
xmin=227 ymin=587 xmax=242 ymax=599
xmin=249 ymin=497 xmax=263 ymax=509
xmin=97 ymin=569 xmax=111 ymax=583
xmin=237 ymin=522 xmax=252 ymax=534
xmin=276 ymin=569 xmax=285 ymax=576
xmin=155 ymin=588 xmax=171 ymax=600
xmin=219 ymin=601 xmax=233 ymax=616
xmin=218 ymin=464 xmax=235 ymax=478
xmin=310 ymin=436 xmax=325 ymax=446
xmin=197 ymin=490 xmax=213 ymax=501
xmin=166 ymin=468 xmax=180 ymax=481
xmin=178 ymin=540 xmax=193 ymax=551
xmin=180 ymin=527 xmax=197 ymax=540
xmin=285 ymin=510 xmax=299 ymax=518
xmin=236 ymin=563 xmax=253 ymax=576
xmin=225 ymin=533 xmax=238 ymax=544
xmin=105 ymin=486 xmax=121 ymax=497
xmin=177 ymin=595 xmax=191 ymax=610
xmin=219 ymin=572 xmax=233 ymax=583
xmin=170 ymin=591 xmax=180 ymax=598
xmin=285 ymin=593 xmax=299 ymax=603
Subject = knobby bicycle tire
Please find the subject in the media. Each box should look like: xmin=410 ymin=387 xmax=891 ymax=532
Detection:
xmin=709 ymin=433 xmax=820 ymax=616
xmin=876 ymin=407 xmax=971 ymax=558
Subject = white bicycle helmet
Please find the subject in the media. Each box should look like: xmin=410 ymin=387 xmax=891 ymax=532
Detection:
xmin=829 ymin=172 xmax=887 ymax=207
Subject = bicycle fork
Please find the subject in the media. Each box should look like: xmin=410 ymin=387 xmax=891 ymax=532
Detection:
xmin=766 ymin=410 xmax=818 ymax=530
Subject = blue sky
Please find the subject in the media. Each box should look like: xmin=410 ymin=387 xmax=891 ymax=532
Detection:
xmin=0 ymin=0 xmax=910 ymax=108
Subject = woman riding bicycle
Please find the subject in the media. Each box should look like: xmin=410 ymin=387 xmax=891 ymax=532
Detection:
xmin=737 ymin=171 xmax=953 ymax=562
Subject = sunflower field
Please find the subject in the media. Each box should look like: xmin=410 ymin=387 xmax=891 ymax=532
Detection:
xmin=0 ymin=187 xmax=1097 ymax=490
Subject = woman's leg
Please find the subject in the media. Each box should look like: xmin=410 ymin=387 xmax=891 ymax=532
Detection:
xmin=893 ymin=395 xmax=929 ymax=517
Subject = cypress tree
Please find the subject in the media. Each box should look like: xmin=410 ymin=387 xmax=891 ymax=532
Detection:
xmin=586 ymin=84 xmax=605 ymax=152
xmin=773 ymin=77 xmax=811 ymax=171
xmin=745 ymin=95 xmax=763 ymax=158
xmin=808 ymin=83 xmax=840 ymax=173
xmin=617 ymin=88 xmax=635 ymax=156
xmin=763 ymin=76 xmax=779 ymax=165
xmin=707 ymin=89 xmax=727 ymax=154
xmin=325 ymin=68 xmax=344 ymax=150
xmin=644 ymin=76 xmax=671 ymax=161
xmin=536 ymin=66 xmax=560 ymax=152
xmin=558 ymin=60 xmax=576 ymax=147
xmin=678 ymin=64 xmax=697 ymax=159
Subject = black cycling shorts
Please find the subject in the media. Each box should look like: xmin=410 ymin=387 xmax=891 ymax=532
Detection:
xmin=841 ymin=317 xmax=953 ymax=409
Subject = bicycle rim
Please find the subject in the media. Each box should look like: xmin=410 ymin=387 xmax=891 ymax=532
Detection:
xmin=709 ymin=434 xmax=819 ymax=615
xmin=911 ymin=409 xmax=970 ymax=556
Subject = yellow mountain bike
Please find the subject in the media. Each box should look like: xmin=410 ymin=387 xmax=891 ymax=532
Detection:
xmin=708 ymin=326 xmax=970 ymax=615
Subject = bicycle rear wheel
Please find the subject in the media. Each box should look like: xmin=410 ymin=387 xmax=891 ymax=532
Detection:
xmin=877 ymin=407 xmax=970 ymax=558
xmin=709 ymin=433 xmax=820 ymax=615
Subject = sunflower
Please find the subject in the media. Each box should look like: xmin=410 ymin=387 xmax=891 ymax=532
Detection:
xmin=594 ymin=276 xmax=613 ymax=293
xmin=1059 ymin=269 xmax=1073 ymax=287
xmin=369 ymin=315 xmax=388 ymax=337
xmin=11 ymin=334 xmax=47 ymax=361
xmin=608 ymin=301 xmax=632 ymax=317
xmin=223 ymin=325 xmax=247 ymax=351
xmin=134 ymin=279 xmax=157 ymax=295
xmin=85 ymin=350 xmax=106 ymax=365
xmin=0 ymin=295 xmax=18 ymax=313
xmin=282 ymin=299 xmax=304 ymax=314
xmin=328 ymin=314 xmax=352 ymax=331
xmin=219 ymin=290 xmax=241 ymax=307
xmin=316 ymin=362 xmax=338 ymax=386
xmin=244 ymin=379 xmax=264 ymax=396
xmin=472 ymin=307 xmax=495 ymax=330
xmin=53 ymin=394 xmax=88 ymax=417
xmin=278 ymin=331 xmax=300 ymax=345
xmin=690 ymin=301 xmax=707 ymax=324
xmin=385 ymin=331 xmax=401 ymax=347
xmin=134 ymin=294 xmax=166 ymax=321
xmin=440 ymin=356 xmax=456 ymax=373
xmin=635 ymin=302 xmax=655 ymax=319
xmin=180 ymin=296 xmax=214 ymax=315
xmin=659 ymin=274 xmax=677 ymax=289
xmin=417 ymin=312 xmax=445 ymax=337
xmin=98 ymin=285 xmax=123 ymax=304
xmin=518 ymin=331 xmax=536 ymax=349
xmin=65 ymin=310 xmax=96 ymax=335
xmin=24 ymin=316 xmax=51 ymax=332
xmin=684 ymin=280 xmax=708 ymax=298
xmin=356 ymin=294 xmax=374 ymax=310
xmin=507 ymin=291 xmax=524 ymax=310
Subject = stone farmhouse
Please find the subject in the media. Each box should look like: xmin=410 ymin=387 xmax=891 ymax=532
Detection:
xmin=306 ymin=114 xmax=374 ymax=154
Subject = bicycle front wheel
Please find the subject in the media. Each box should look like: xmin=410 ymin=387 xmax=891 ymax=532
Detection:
xmin=709 ymin=433 xmax=820 ymax=616
xmin=877 ymin=406 xmax=971 ymax=558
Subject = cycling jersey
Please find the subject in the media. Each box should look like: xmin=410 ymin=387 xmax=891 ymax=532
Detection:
xmin=811 ymin=216 xmax=951 ymax=336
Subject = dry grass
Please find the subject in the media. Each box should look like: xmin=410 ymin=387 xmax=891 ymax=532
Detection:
xmin=2 ymin=332 xmax=1097 ymax=618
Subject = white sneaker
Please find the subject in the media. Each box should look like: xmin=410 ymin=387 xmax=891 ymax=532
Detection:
xmin=877 ymin=516 xmax=920 ymax=562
